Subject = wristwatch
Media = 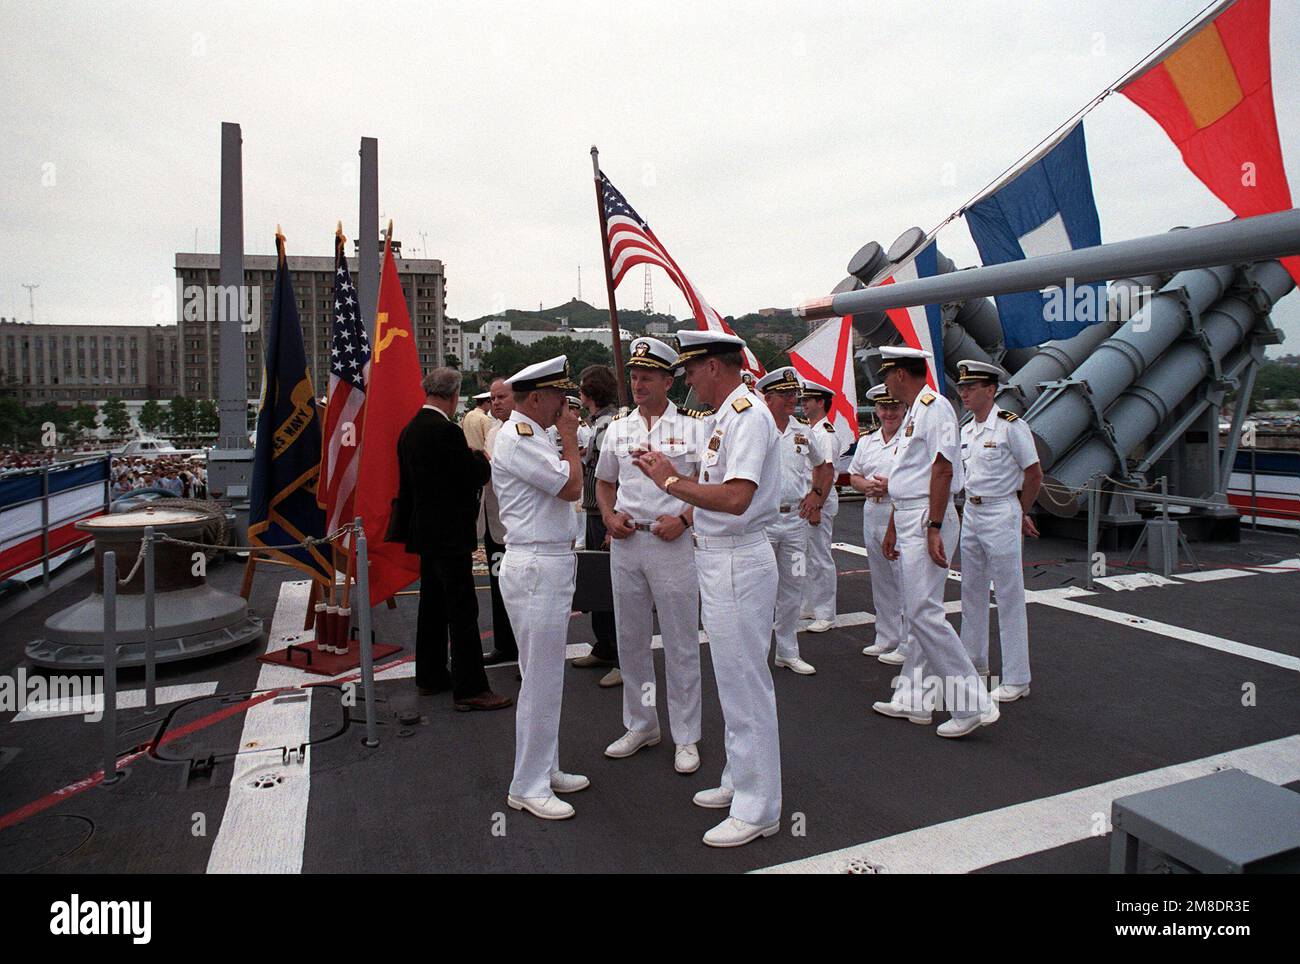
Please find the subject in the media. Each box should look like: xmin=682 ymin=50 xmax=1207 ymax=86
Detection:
xmin=926 ymin=519 xmax=943 ymax=529
xmin=664 ymin=475 xmax=681 ymax=492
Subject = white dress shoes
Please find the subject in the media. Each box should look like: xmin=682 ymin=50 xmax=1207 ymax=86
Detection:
xmin=775 ymin=655 xmax=817 ymax=675
xmin=674 ymin=743 xmax=700 ymax=774
xmin=862 ymin=641 xmax=891 ymax=656
xmin=692 ymin=786 xmax=735 ymax=809
xmin=604 ymin=728 xmax=661 ymax=758
xmin=549 ymin=771 xmax=590 ymax=794
xmin=805 ymin=619 xmax=834 ymax=633
xmin=877 ymin=649 xmax=906 ymax=665
xmin=703 ymin=816 xmax=780 ymax=848
xmin=507 ymin=794 xmax=575 ymax=820
xmin=872 ymin=699 xmax=932 ymax=725
xmin=936 ymin=702 xmax=1000 ymax=738
xmin=991 ymin=683 xmax=1030 ymax=702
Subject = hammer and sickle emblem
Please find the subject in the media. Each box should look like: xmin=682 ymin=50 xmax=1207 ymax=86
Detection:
xmin=373 ymin=311 xmax=408 ymax=364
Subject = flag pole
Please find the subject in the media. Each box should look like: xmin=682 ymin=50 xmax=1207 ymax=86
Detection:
xmin=327 ymin=222 xmax=347 ymax=608
xmin=591 ymin=146 xmax=629 ymax=408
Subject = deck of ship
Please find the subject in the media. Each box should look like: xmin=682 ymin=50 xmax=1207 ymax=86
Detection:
xmin=1 ymin=500 xmax=1297 ymax=874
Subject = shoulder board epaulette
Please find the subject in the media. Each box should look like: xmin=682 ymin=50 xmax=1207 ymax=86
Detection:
xmin=794 ymin=415 xmax=808 ymax=425
xmin=997 ymin=410 xmax=1019 ymax=422
xmin=731 ymin=398 xmax=752 ymax=413
xmin=683 ymin=407 xmax=713 ymax=418
xmin=611 ymin=410 xmax=630 ymax=421
xmin=515 ymin=422 xmax=534 ymax=436
xmin=822 ymin=421 xmax=835 ymax=431
xmin=920 ymin=392 xmax=936 ymax=406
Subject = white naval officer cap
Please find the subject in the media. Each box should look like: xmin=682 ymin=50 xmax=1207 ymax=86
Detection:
xmin=877 ymin=344 xmax=932 ymax=373
xmin=674 ymin=328 xmax=747 ymax=362
xmin=626 ymin=336 xmax=680 ymax=373
xmin=799 ymin=377 xmax=834 ymax=401
xmin=956 ymin=359 xmax=1008 ymax=384
xmin=505 ymin=355 xmax=577 ymax=391
xmin=865 ymin=383 xmax=901 ymax=405
xmin=473 ymin=391 xmax=491 ymax=402
xmin=755 ymin=366 xmax=802 ymax=393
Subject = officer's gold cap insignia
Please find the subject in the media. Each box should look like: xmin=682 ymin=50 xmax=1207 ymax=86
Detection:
xmin=732 ymin=397 xmax=752 ymax=413
xmin=516 ymin=422 xmax=534 ymax=436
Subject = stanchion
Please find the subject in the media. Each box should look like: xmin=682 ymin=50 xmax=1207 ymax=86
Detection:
xmin=1085 ymin=475 xmax=1100 ymax=591
xmin=143 ymin=525 xmax=157 ymax=714
xmin=354 ymin=516 xmax=379 ymax=748
xmin=102 ymin=549 xmax=121 ymax=786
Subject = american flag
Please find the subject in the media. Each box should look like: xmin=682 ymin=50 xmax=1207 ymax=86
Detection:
xmin=319 ymin=240 xmax=370 ymax=539
xmin=599 ymin=171 xmax=764 ymax=376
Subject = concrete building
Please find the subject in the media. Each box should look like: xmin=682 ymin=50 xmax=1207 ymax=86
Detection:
xmin=0 ymin=321 xmax=179 ymax=404
xmin=175 ymin=245 xmax=458 ymax=401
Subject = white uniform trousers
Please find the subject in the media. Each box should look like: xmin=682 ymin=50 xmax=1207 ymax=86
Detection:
xmin=767 ymin=517 xmax=808 ymax=661
xmin=801 ymin=509 xmax=838 ymax=620
xmin=610 ymin=531 xmax=703 ymax=745
xmin=863 ymin=502 xmax=908 ymax=654
xmin=891 ymin=504 xmax=991 ymax=720
xmin=959 ymin=499 xmax=1031 ymax=686
xmin=695 ymin=533 xmax=782 ymax=826
xmin=501 ymin=546 xmax=576 ymax=799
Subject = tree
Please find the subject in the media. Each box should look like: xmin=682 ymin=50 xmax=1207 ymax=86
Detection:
xmin=444 ymin=353 xmax=462 ymax=370
xmin=101 ymin=397 xmax=131 ymax=438
xmin=138 ymin=399 xmax=166 ymax=434
xmin=168 ymin=396 xmax=197 ymax=439
xmin=66 ymin=404 xmax=99 ymax=440
xmin=480 ymin=335 xmax=528 ymax=383
xmin=747 ymin=337 xmax=789 ymax=374
xmin=196 ymin=399 xmax=219 ymax=434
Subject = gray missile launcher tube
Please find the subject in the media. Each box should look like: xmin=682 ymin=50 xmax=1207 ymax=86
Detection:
xmin=1039 ymin=260 xmax=1293 ymax=514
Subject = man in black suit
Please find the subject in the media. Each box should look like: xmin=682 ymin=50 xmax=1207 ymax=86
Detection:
xmin=392 ymin=368 xmax=512 ymax=712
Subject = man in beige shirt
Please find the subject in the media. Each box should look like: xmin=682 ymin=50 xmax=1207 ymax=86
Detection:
xmin=462 ymin=391 xmax=493 ymax=453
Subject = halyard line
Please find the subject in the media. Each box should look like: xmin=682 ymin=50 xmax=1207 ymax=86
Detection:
xmin=206 ymin=580 xmax=316 ymax=874
xmin=756 ymin=735 xmax=1300 ymax=874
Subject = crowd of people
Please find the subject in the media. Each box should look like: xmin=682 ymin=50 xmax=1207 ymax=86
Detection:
xmin=111 ymin=456 xmax=208 ymax=499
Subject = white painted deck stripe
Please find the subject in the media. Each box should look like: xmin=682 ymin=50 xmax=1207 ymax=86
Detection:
xmin=1094 ymin=572 xmax=1179 ymax=591
xmin=206 ymin=579 xmax=316 ymax=874
xmin=757 ymin=735 xmax=1300 ymax=874
xmin=13 ymin=681 xmax=218 ymax=721
xmin=1026 ymin=588 xmax=1300 ymax=673
xmin=1173 ymin=568 xmax=1254 ymax=583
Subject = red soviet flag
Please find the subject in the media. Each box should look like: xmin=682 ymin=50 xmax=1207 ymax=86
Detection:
xmin=354 ymin=237 xmax=424 ymax=606
xmin=1121 ymin=0 xmax=1298 ymax=282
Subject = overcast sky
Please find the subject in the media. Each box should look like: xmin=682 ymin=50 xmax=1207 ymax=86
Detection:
xmin=3 ymin=0 xmax=1299 ymax=350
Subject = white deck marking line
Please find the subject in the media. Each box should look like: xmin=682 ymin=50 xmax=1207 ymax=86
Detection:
xmin=1173 ymin=568 xmax=1254 ymax=583
xmin=1026 ymin=588 xmax=1300 ymax=673
xmin=207 ymin=579 xmax=316 ymax=874
xmin=756 ymin=735 xmax=1300 ymax=874
xmin=13 ymin=682 xmax=219 ymax=721
xmin=1247 ymin=557 xmax=1300 ymax=573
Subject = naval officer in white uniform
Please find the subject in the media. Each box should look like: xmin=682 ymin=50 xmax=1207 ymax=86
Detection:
xmin=634 ymin=329 xmax=783 ymax=848
xmin=798 ymin=379 xmax=846 ymax=633
xmin=493 ymin=355 xmax=590 ymax=820
xmin=758 ymin=366 xmax=832 ymax=676
xmin=595 ymin=337 xmax=709 ymax=773
xmin=955 ymin=360 xmax=1042 ymax=703
xmin=848 ymin=383 xmax=910 ymax=663
xmin=870 ymin=346 xmax=999 ymax=738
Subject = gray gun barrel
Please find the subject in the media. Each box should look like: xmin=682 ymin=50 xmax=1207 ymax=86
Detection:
xmin=796 ymin=209 xmax=1300 ymax=319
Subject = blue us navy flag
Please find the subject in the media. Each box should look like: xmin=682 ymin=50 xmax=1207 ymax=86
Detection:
xmin=249 ymin=235 xmax=331 ymax=583
xmin=965 ymin=122 xmax=1103 ymax=349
